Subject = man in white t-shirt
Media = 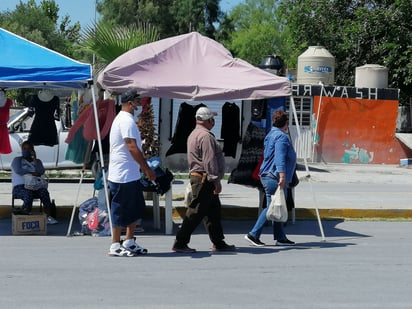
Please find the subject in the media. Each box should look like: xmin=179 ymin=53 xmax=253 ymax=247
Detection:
xmin=107 ymin=89 xmax=156 ymax=257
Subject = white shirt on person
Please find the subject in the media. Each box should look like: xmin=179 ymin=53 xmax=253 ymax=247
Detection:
xmin=108 ymin=111 xmax=142 ymax=183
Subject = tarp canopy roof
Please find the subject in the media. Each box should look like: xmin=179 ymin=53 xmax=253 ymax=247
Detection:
xmin=0 ymin=27 xmax=92 ymax=89
xmin=98 ymin=32 xmax=291 ymax=101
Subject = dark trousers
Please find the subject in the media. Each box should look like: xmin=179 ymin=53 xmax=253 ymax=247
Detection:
xmin=175 ymin=176 xmax=225 ymax=247
xmin=12 ymin=184 xmax=52 ymax=211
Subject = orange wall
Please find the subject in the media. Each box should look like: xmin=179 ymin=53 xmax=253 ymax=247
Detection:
xmin=314 ymin=96 xmax=411 ymax=164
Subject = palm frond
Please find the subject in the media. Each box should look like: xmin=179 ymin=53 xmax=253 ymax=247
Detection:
xmin=81 ymin=21 xmax=160 ymax=74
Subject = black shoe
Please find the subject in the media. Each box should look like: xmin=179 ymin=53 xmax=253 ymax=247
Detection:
xmin=276 ymin=238 xmax=295 ymax=246
xmin=244 ymin=233 xmax=265 ymax=247
xmin=212 ymin=243 xmax=236 ymax=252
xmin=172 ymin=244 xmax=196 ymax=253
xmin=13 ymin=208 xmax=31 ymax=215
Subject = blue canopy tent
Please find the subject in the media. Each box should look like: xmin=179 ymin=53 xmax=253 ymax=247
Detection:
xmin=0 ymin=27 xmax=110 ymax=235
xmin=0 ymin=27 xmax=92 ymax=89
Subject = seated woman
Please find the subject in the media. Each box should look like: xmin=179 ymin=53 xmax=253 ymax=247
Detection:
xmin=11 ymin=141 xmax=58 ymax=224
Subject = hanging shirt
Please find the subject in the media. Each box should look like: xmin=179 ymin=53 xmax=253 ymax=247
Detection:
xmin=221 ymin=102 xmax=240 ymax=158
xmin=65 ymin=99 xmax=116 ymax=143
xmin=0 ymin=98 xmax=13 ymax=154
xmin=166 ymin=102 xmax=205 ymax=156
xmin=28 ymin=95 xmax=59 ymax=146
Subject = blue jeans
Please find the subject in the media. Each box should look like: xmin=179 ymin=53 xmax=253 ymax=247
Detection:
xmin=249 ymin=176 xmax=287 ymax=241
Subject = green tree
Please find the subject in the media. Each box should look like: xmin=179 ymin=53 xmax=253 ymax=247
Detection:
xmin=278 ymin=0 xmax=412 ymax=103
xmin=169 ymin=0 xmax=219 ymax=37
xmin=0 ymin=0 xmax=81 ymax=59
xmin=81 ymin=21 xmax=159 ymax=75
xmin=216 ymin=0 xmax=292 ymax=68
xmin=96 ymin=0 xmax=220 ymax=38
xmin=81 ymin=21 xmax=160 ymax=155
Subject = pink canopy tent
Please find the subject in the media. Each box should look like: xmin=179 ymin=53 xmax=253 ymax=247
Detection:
xmin=97 ymin=32 xmax=291 ymax=100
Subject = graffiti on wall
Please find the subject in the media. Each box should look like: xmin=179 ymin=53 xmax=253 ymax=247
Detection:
xmin=341 ymin=143 xmax=374 ymax=164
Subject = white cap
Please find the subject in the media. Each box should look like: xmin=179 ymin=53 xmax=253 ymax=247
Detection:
xmin=195 ymin=107 xmax=217 ymax=121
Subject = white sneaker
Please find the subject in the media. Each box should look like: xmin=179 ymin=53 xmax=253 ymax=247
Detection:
xmin=47 ymin=216 xmax=58 ymax=225
xmin=108 ymin=243 xmax=136 ymax=257
xmin=122 ymin=239 xmax=148 ymax=255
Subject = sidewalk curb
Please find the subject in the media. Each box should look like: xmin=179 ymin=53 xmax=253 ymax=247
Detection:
xmin=1 ymin=205 xmax=412 ymax=221
xmin=173 ymin=207 xmax=412 ymax=220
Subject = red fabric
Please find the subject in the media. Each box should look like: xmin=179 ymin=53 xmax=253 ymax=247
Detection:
xmin=66 ymin=99 xmax=116 ymax=143
xmin=86 ymin=208 xmax=99 ymax=230
xmin=0 ymin=98 xmax=13 ymax=154
xmin=252 ymin=154 xmax=264 ymax=181
xmin=141 ymin=97 xmax=151 ymax=112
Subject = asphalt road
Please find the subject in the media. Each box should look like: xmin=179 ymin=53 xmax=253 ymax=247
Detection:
xmin=1 ymin=163 xmax=412 ymax=308
xmin=0 ymin=219 xmax=411 ymax=308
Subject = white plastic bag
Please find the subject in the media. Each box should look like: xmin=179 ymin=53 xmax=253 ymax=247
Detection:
xmin=23 ymin=174 xmax=48 ymax=190
xmin=266 ymin=187 xmax=288 ymax=222
xmin=183 ymin=182 xmax=193 ymax=207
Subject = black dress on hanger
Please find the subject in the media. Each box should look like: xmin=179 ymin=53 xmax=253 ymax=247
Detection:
xmin=166 ymin=102 xmax=205 ymax=156
xmin=221 ymin=102 xmax=240 ymax=158
xmin=28 ymin=95 xmax=60 ymax=146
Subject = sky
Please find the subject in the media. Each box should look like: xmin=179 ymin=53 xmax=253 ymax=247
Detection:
xmin=0 ymin=0 xmax=244 ymax=28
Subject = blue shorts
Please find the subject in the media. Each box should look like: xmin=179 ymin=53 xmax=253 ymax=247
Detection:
xmin=108 ymin=180 xmax=146 ymax=227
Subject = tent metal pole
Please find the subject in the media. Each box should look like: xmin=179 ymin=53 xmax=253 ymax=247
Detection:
xmin=66 ymin=169 xmax=84 ymax=236
xmin=311 ymin=82 xmax=324 ymax=162
xmin=90 ymin=86 xmax=113 ymax=231
xmin=289 ymin=94 xmax=325 ymax=240
xmin=289 ymin=95 xmax=310 ymax=176
xmin=66 ymin=140 xmax=93 ymax=236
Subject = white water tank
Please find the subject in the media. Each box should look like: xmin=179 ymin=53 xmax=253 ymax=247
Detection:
xmin=297 ymin=46 xmax=335 ymax=85
xmin=355 ymin=64 xmax=388 ymax=88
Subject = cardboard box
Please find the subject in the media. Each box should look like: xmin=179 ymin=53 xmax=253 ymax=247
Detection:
xmin=12 ymin=213 xmax=47 ymax=235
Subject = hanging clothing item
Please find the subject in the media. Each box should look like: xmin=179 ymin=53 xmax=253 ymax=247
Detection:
xmin=221 ymin=102 xmax=240 ymax=158
xmin=228 ymin=122 xmax=266 ymax=188
xmin=28 ymin=95 xmax=59 ymax=146
xmin=65 ymin=93 xmax=90 ymax=164
xmin=65 ymin=99 xmax=116 ymax=143
xmin=65 ymin=127 xmax=91 ymax=164
xmin=0 ymin=98 xmax=13 ymax=154
xmin=64 ymin=102 xmax=72 ymax=128
xmin=265 ymin=97 xmax=286 ymax=133
xmin=165 ymin=102 xmax=205 ymax=156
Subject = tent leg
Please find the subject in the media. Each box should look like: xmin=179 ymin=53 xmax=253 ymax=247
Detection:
xmin=291 ymin=188 xmax=296 ymax=224
xmin=90 ymin=86 xmax=113 ymax=232
xmin=66 ymin=170 xmax=84 ymax=237
xmin=311 ymin=82 xmax=324 ymax=163
xmin=165 ymin=188 xmax=173 ymax=235
xmin=289 ymin=93 xmax=324 ymax=240
xmin=308 ymin=178 xmax=326 ymax=241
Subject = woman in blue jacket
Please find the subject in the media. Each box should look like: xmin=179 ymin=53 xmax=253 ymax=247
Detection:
xmin=245 ymin=110 xmax=297 ymax=246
